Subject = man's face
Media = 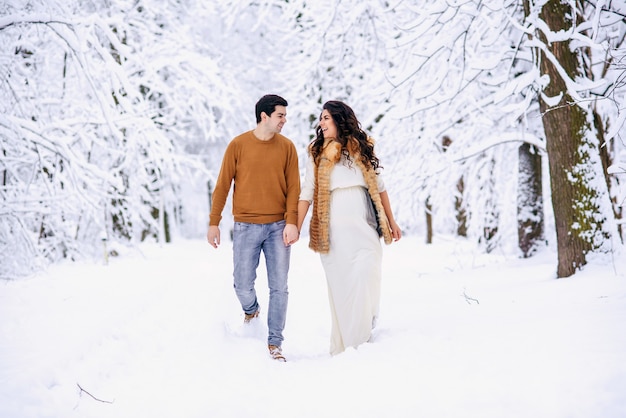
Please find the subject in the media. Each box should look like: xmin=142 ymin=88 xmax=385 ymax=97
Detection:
xmin=264 ymin=105 xmax=287 ymax=133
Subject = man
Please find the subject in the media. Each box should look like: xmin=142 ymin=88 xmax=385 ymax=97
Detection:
xmin=207 ymin=94 xmax=300 ymax=362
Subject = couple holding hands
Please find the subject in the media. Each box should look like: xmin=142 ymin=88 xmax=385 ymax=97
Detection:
xmin=206 ymin=94 xmax=402 ymax=362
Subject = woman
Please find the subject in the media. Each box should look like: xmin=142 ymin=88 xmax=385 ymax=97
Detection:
xmin=297 ymin=100 xmax=402 ymax=356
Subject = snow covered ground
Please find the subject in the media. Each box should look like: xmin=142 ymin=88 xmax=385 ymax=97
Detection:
xmin=1 ymin=235 xmax=625 ymax=418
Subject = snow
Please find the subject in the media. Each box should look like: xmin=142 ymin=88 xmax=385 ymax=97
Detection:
xmin=1 ymin=235 xmax=625 ymax=418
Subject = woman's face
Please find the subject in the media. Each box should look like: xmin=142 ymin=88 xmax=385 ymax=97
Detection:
xmin=319 ymin=109 xmax=337 ymax=139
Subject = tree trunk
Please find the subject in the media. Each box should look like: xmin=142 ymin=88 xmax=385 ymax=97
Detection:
xmin=1 ymin=148 xmax=6 ymax=186
xmin=425 ymin=197 xmax=433 ymax=244
xmin=536 ymin=0 xmax=610 ymax=277
xmin=481 ymin=157 xmax=499 ymax=253
xmin=517 ymin=143 xmax=544 ymax=257
xmin=593 ymin=108 xmax=623 ymax=242
xmin=455 ymin=177 xmax=467 ymax=237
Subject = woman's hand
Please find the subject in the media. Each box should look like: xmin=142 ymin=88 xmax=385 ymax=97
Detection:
xmin=389 ymin=221 xmax=402 ymax=242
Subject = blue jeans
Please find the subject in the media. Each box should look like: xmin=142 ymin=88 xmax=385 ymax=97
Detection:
xmin=232 ymin=220 xmax=290 ymax=347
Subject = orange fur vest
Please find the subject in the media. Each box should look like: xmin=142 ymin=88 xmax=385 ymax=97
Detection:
xmin=308 ymin=138 xmax=392 ymax=253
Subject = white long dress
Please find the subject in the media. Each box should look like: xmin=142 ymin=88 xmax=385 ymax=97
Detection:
xmin=300 ymin=154 xmax=385 ymax=355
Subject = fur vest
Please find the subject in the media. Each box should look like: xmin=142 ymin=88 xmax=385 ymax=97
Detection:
xmin=309 ymin=138 xmax=392 ymax=253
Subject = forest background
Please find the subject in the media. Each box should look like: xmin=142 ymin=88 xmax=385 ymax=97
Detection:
xmin=1 ymin=0 xmax=625 ymax=279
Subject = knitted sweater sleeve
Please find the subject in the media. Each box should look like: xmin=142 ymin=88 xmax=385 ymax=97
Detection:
xmin=208 ymin=141 xmax=237 ymax=226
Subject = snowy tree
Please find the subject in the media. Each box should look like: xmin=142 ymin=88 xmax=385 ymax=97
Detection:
xmin=2 ymin=0 xmax=624 ymax=280
xmin=374 ymin=0 xmax=541 ymax=251
xmin=523 ymin=0 xmax=624 ymax=276
xmin=518 ymin=142 xmax=544 ymax=257
xmin=374 ymin=0 xmax=625 ymax=275
xmin=0 ymin=0 xmax=244 ymax=278
xmin=268 ymin=0 xmax=397 ymax=165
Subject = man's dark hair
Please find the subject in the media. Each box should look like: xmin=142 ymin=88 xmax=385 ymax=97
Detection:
xmin=255 ymin=94 xmax=288 ymax=123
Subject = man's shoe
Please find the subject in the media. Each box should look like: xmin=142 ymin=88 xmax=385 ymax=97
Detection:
xmin=268 ymin=345 xmax=286 ymax=362
xmin=244 ymin=310 xmax=259 ymax=324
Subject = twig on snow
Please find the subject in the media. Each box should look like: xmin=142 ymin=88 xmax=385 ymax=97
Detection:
xmin=462 ymin=288 xmax=480 ymax=305
xmin=77 ymin=383 xmax=114 ymax=404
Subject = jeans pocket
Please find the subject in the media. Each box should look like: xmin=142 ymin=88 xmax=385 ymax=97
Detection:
xmin=234 ymin=222 xmax=251 ymax=232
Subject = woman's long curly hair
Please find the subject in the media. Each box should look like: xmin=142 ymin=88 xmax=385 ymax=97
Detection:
xmin=310 ymin=100 xmax=380 ymax=171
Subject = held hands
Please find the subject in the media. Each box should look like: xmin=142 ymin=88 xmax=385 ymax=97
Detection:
xmin=283 ymin=223 xmax=300 ymax=246
xmin=207 ymin=225 xmax=220 ymax=248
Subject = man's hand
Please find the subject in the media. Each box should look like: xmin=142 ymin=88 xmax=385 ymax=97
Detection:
xmin=283 ymin=223 xmax=299 ymax=246
xmin=207 ymin=225 xmax=221 ymax=248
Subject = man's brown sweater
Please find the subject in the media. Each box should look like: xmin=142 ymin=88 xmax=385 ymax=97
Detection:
xmin=209 ymin=131 xmax=300 ymax=226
